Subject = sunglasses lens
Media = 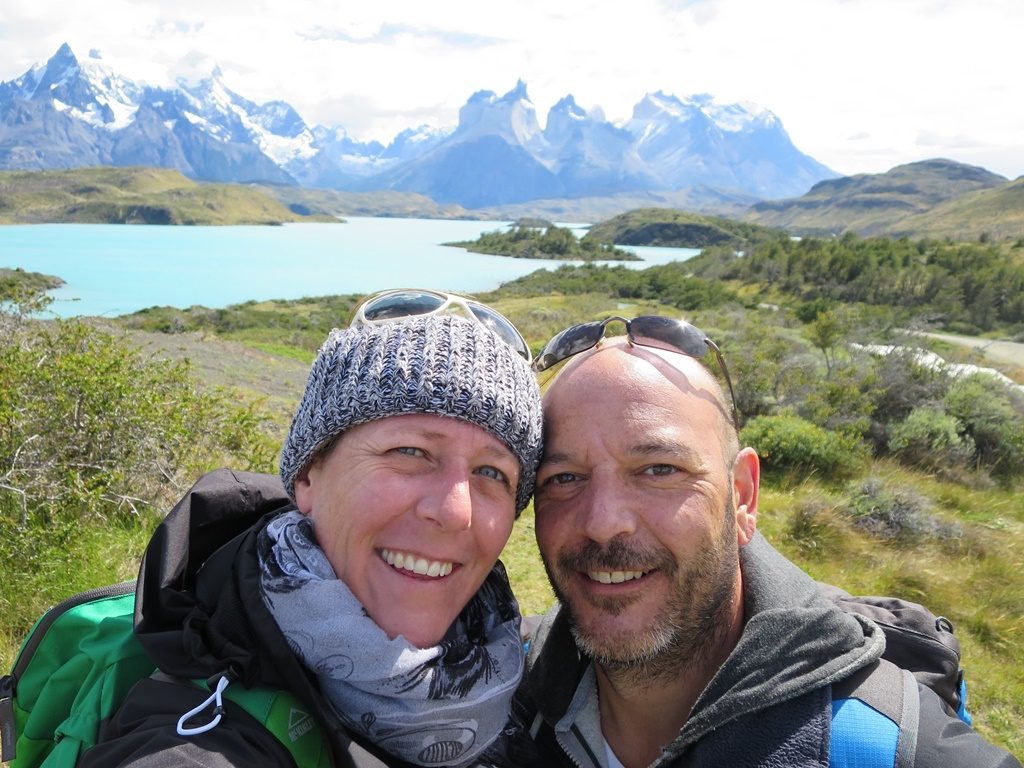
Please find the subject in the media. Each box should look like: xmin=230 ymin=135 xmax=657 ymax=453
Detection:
xmin=468 ymin=303 xmax=530 ymax=359
xmin=360 ymin=290 xmax=445 ymax=322
xmin=630 ymin=316 xmax=708 ymax=358
xmin=533 ymin=320 xmax=606 ymax=371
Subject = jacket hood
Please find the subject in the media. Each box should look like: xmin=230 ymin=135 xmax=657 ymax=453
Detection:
xmin=678 ymin=532 xmax=883 ymax=748
xmin=133 ymin=469 xmax=298 ymax=685
xmin=526 ymin=533 xmax=885 ymax=751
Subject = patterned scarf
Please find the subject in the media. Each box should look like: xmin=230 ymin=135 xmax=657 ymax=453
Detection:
xmin=257 ymin=511 xmax=524 ymax=767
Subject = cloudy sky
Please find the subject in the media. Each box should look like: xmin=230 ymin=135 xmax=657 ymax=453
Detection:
xmin=1 ymin=0 xmax=1021 ymax=180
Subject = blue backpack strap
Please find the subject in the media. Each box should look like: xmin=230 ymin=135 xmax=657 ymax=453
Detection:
xmin=830 ymin=659 xmax=919 ymax=768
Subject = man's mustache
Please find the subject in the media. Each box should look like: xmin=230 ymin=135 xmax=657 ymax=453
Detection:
xmin=557 ymin=538 xmax=676 ymax=575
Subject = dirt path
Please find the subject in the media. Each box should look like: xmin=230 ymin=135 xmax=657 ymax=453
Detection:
xmin=914 ymin=332 xmax=1024 ymax=372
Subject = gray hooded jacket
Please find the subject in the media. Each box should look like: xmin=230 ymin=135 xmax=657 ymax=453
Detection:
xmin=522 ymin=533 xmax=1021 ymax=767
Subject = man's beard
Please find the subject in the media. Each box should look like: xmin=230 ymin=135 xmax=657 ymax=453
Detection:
xmin=543 ymin=499 xmax=740 ymax=686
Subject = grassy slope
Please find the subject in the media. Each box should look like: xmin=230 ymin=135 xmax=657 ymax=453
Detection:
xmin=0 ymin=167 xmax=339 ymax=225
xmin=884 ymin=178 xmax=1024 ymax=241
xmin=257 ymin=185 xmax=491 ymax=220
xmin=744 ymin=159 xmax=1014 ymax=238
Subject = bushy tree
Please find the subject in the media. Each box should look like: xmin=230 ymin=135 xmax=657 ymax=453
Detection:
xmin=888 ymin=407 xmax=974 ymax=473
xmin=740 ymin=414 xmax=868 ymax=481
xmin=1 ymin=288 xmax=278 ymax=641
xmin=943 ymin=374 xmax=1024 ymax=478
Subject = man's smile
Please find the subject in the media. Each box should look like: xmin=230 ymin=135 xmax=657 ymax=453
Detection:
xmin=586 ymin=569 xmax=651 ymax=584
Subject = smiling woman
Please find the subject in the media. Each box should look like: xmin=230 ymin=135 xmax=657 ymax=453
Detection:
xmin=75 ymin=299 xmax=545 ymax=768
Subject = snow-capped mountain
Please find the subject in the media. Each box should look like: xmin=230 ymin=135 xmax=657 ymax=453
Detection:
xmin=623 ymin=92 xmax=832 ymax=198
xmin=0 ymin=43 xmax=837 ymax=208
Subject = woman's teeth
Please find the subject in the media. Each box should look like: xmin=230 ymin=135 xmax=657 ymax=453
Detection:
xmin=382 ymin=549 xmax=454 ymax=577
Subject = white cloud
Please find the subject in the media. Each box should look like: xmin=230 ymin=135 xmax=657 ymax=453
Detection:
xmin=0 ymin=0 xmax=1021 ymax=178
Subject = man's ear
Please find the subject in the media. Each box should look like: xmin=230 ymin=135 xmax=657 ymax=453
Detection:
xmin=732 ymin=447 xmax=759 ymax=546
xmin=294 ymin=465 xmax=315 ymax=515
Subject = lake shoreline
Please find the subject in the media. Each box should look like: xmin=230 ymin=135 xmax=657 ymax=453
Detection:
xmin=2 ymin=218 xmax=700 ymax=318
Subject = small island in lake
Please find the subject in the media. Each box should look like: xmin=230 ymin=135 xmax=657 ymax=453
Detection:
xmin=447 ymin=219 xmax=640 ymax=261
xmin=1 ymin=267 xmax=64 ymax=294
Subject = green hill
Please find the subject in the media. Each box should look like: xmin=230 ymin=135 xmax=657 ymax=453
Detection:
xmin=585 ymin=207 xmax=784 ymax=248
xmin=886 ymin=177 xmax=1024 ymax=241
xmin=0 ymin=167 xmax=339 ymax=225
xmin=745 ymin=159 xmax=1010 ymax=237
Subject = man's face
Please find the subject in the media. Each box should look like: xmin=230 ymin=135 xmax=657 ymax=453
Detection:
xmin=534 ymin=342 xmax=757 ymax=672
xmin=294 ymin=413 xmax=519 ymax=648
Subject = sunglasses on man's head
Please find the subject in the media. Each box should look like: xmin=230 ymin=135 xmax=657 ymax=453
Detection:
xmin=533 ymin=315 xmax=739 ymax=425
xmin=350 ymin=288 xmax=532 ymax=362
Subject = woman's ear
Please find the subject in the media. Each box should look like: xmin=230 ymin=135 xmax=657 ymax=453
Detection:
xmin=294 ymin=465 xmax=315 ymax=515
xmin=732 ymin=447 xmax=760 ymax=546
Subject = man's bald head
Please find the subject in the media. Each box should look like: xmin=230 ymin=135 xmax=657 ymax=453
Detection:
xmin=543 ymin=336 xmax=740 ymax=466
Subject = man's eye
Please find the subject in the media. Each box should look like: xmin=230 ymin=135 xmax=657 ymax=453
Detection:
xmin=642 ymin=464 xmax=677 ymax=476
xmin=395 ymin=446 xmax=424 ymax=457
xmin=545 ymin=472 xmax=579 ymax=486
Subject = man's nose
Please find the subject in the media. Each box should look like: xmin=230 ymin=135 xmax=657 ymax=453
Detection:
xmin=579 ymin=474 xmax=637 ymax=544
xmin=416 ymin=471 xmax=474 ymax=531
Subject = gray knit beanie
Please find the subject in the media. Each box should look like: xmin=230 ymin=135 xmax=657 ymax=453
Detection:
xmin=279 ymin=314 xmax=542 ymax=514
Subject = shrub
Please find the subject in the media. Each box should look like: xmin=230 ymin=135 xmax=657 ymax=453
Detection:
xmin=842 ymin=477 xmax=962 ymax=541
xmin=740 ymin=414 xmax=868 ymax=481
xmin=0 ymin=318 xmax=277 ymax=526
xmin=889 ymin=407 xmax=974 ymax=472
xmin=797 ymin=363 xmax=878 ymax=439
xmin=1 ymin=294 xmax=278 ymax=644
xmin=869 ymin=348 xmax=952 ymax=424
xmin=944 ymin=374 xmax=1024 ymax=478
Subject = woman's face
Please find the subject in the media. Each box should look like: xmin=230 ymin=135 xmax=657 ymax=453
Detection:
xmin=294 ymin=413 xmax=519 ymax=648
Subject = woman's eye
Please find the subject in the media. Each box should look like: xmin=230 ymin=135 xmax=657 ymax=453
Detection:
xmin=395 ymin=446 xmax=424 ymax=457
xmin=475 ymin=465 xmax=509 ymax=484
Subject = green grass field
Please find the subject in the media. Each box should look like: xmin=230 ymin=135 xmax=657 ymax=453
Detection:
xmin=2 ymin=284 xmax=1021 ymax=758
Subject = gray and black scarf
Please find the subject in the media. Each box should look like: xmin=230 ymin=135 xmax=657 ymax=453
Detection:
xmin=257 ymin=510 xmax=524 ymax=767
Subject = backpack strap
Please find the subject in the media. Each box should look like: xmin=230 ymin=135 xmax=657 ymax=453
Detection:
xmin=152 ymin=670 xmax=332 ymax=768
xmin=831 ymin=659 xmax=919 ymax=768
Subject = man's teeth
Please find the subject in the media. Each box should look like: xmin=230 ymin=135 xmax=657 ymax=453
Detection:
xmin=381 ymin=549 xmax=454 ymax=577
xmin=587 ymin=569 xmax=648 ymax=584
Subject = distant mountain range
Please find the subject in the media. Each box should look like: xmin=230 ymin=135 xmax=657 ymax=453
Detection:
xmin=0 ymin=43 xmax=836 ymax=209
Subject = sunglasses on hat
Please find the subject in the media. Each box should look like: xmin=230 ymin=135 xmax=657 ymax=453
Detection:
xmin=350 ymin=288 xmax=532 ymax=363
xmin=533 ymin=315 xmax=739 ymax=425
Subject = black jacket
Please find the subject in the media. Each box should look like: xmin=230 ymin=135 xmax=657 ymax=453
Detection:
xmin=78 ymin=469 xmax=424 ymax=768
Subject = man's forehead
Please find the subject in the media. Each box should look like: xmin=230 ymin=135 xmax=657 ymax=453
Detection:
xmin=544 ymin=337 xmax=718 ymax=405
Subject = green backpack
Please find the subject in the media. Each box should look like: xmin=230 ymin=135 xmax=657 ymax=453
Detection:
xmin=0 ymin=581 xmax=329 ymax=768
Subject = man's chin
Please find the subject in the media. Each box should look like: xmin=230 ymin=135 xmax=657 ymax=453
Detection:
xmin=565 ymin=604 xmax=666 ymax=662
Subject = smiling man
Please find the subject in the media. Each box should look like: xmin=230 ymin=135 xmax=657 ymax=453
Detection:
xmin=521 ymin=321 xmax=1020 ymax=768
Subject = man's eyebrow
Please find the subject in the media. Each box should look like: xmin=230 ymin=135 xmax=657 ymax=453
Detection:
xmin=630 ymin=440 xmax=696 ymax=458
xmin=540 ymin=441 xmax=703 ymax=465
xmin=539 ymin=450 xmax=574 ymax=466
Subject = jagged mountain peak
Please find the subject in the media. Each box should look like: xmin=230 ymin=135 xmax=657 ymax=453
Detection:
xmin=550 ymin=94 xmax=584 ymax=116
xmin=631 ymin=91 xmax=772 ymax=128
xmin=503 ymin=79 xmax=530 ymax=103
xmin=456 ymin=80 xmax=542 ymax=147
xmin=0 ymin=43 xmax=838 ymax=205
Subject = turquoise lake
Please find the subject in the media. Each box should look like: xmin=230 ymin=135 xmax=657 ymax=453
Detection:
xmin=0 ymin=217 xmax=699 ymax=318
